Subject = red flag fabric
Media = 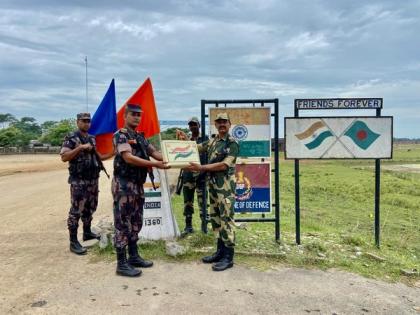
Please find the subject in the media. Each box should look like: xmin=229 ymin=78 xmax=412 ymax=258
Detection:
xmin=95 ymin=133 xmax=114 ymax=155
xmin=117 ymin=78 xmax=160 ymax=138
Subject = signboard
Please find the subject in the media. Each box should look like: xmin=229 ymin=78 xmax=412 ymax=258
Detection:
xmin=209 ymin=107 xmax=271 ymax=157
xmin=285 ymin=117 xmax=393 ymax=159
xmin=295 ymin=98 xmax=383 ymax=110
xmin=139 ymin=169 xmax=180 ymax=240
xmin=161 ymin=140 xmax=201 ymax=168
xmin=234 ymin=161 xmax=271 ymax=213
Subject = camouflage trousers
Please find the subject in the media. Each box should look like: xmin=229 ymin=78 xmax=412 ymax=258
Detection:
xmin=67 ymin=180 xmax=99 ymax=230
xmin=208 ymin=176 xmax=236 ymax=248
xmin=182 ymin=173 xmax=207 ymax=218
xmin=112 ymin=194 xmax=144 ymax=249
xmin=112 ymin=177 xmax=145 ymax=249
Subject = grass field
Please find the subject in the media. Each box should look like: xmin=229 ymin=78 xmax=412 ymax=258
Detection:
xmin=97 ymin=144 xmax=420 ymax=285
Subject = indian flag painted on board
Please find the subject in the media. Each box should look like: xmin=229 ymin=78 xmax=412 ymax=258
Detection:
xmin=209 ymin=107 xmax=271 ymax=157
xmin=295 ymin=120 xmax=334 ymax=150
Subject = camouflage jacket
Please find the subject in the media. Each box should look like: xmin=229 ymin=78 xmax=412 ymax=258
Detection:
xmin=200 ymin=133 xmax=239 ymax=183
xmin=112 ymin=128 xmax=154 ymax=195
xmin=60 ymin=130 xmax=100 ymax=184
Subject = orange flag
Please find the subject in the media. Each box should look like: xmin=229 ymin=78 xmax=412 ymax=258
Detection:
xmin=117 ymin=78 xmax=160 ymax=138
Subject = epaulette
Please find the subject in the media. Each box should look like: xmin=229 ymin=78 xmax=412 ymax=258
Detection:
xmin=64 ymin=131 xmax=76 ymax=140
xmin=116 ymin=128 xmax=128 ymax=135
xmin=228 ymin=134 xmax=239 ymax=144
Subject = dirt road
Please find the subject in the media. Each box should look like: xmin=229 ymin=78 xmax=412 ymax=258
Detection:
xmin=0 ymin=155 xmax=419 ymax=314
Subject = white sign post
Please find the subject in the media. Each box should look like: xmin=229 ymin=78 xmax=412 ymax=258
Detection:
xmin=139 ymin=168 xmax=180 ymax=240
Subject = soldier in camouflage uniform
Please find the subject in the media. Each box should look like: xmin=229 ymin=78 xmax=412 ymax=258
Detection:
xmin=60 ymin=113 xmax=113 ymax=255
xmin=185 ymin=112 xmax=239 ymax=271
xmin=181 ymin=116 xmax=208 ymax=236
xmin=112 ymin=104 xmax=169 ymax=277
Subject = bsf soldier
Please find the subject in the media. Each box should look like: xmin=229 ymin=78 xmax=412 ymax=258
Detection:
xmin=112 ymin=104 xmax=170 ymax=277
xmin=180 ymin=116 xmax=208 ymax=236
xmin=60 ymin=113 xmax=113 ymax=255
xmin=185 ymin=112 xmax=239 ymax=271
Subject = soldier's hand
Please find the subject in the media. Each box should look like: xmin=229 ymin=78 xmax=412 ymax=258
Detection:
xmin=81 ymin=143 xmax=93 ymax=151
xmin=184 ymin=162 xmax=201 ymax=172
xmin=155 ymin=161 xmax=171 ymax=169
xmin=176 ymin=129 xmax=188 ymax=140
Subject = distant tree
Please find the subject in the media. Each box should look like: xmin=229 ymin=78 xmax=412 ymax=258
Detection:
xmin=0 ymin=127 xmax=25 ymax=147
xmin=0 ymin=113 xmax=17 ymax=129
xmin=9 ymin=116 xmax=42 ymax=144
xmin=41 ymin=120 xmax=58 ymax=134
xmin=12 ymin=116 xmax=41 ymax=134
xmin=41 ymin=119 xmax=76 ymax=146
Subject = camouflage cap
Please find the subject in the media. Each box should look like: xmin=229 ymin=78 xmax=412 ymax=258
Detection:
xmin=77 ymin=112 xmax=91 ymax=120
xmin=214 ymin=112 xmax=230 ymax=121
xmin=126 ymin=103 xmax=142 ymax=112
xmin=188 ymin=116 xmax=200 ymax=125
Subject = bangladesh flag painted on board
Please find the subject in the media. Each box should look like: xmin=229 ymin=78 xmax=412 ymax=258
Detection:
xmin=344 ymin=120 xmax=380 ymax=150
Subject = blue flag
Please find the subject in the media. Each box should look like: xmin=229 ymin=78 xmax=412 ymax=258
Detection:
xmin=90 ymin=79 xmax=117 ymax=135
xmin=89 ymin=79 xmax=117 ymax=154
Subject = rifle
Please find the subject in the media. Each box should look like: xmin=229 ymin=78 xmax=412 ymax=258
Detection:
xmin=92 ymin=148 xmax=110 ymax=179
xmin=175 ymin=170 xmax=184 ymax=195
xmin=77 ymin=132 xmax=110 ymax=179
xmin=136 ymin=133 xmax=157 ymax=191
xmin=148 ymin=167 xmax=157 ymax=191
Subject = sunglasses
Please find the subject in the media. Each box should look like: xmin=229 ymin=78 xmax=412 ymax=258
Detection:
xmin=80 ymin=119 xmax=91 ymax=123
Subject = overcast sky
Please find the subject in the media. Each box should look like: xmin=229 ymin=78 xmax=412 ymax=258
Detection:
xmin=0 ymin=0 xmax=419 ymax=137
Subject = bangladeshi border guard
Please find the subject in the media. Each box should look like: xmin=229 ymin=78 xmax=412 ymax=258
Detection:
xmin=60 ymin=112 xmax=114 ymax=255
xmin=112 ymin=103 xmax=170 ymax=277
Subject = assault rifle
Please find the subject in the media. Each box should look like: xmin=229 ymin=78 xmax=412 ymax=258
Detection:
xmin=175 ymin=170 xmax=184 ymax=195
xmin=92 ymin=148 xmax=110 ymax=179
xmin=77 ymin=132 xmax=110 ymax=179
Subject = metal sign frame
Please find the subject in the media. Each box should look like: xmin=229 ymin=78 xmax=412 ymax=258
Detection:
xmin=291 ymin=98 xmax=389 ymax=248
xmin=295 ymin=98 xmax=383 ymax=110
xmin=201 ymin=99 xmax=281 ymax=241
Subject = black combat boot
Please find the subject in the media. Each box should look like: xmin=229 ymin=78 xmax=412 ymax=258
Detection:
xmin=202 ymin=238 xmax=224 ymax=263
xmin=212 ymin=245 xmax=234 ymax=271
xmin=181 ymin=215 xmax=194 ymax=237
xmin=83 ymin=224 xmax=100 ymax=241
xmin=69 ymin=229 xmax=87 ymax=255
xmin=116 ymin=247 xmax=142 ymax=277
xmin=127 ymin=241 xmax=153 ymax=268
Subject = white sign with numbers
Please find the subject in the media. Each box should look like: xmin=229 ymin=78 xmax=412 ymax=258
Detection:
xmin=139 ymin=169 xmax=180 ymax=240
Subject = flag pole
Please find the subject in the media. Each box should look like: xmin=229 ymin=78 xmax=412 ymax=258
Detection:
xmin=85 ymin=56 xmax=88 ymax=112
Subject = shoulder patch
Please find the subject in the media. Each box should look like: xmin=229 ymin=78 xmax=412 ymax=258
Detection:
xmin=228 ymin=135 xmax=238 ymax=144
xmin=64 ymin=131 xmax=76 ymax=140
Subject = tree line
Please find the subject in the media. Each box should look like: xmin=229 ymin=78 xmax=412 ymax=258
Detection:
xmin=0 ymin=113 xmax=188 ymax=148
xmin=0 ymin=113 xmax=75 ymax=147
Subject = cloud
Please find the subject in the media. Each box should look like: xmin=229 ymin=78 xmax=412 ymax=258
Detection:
xmin=0 ymin=0 xmax=419 ymax=137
